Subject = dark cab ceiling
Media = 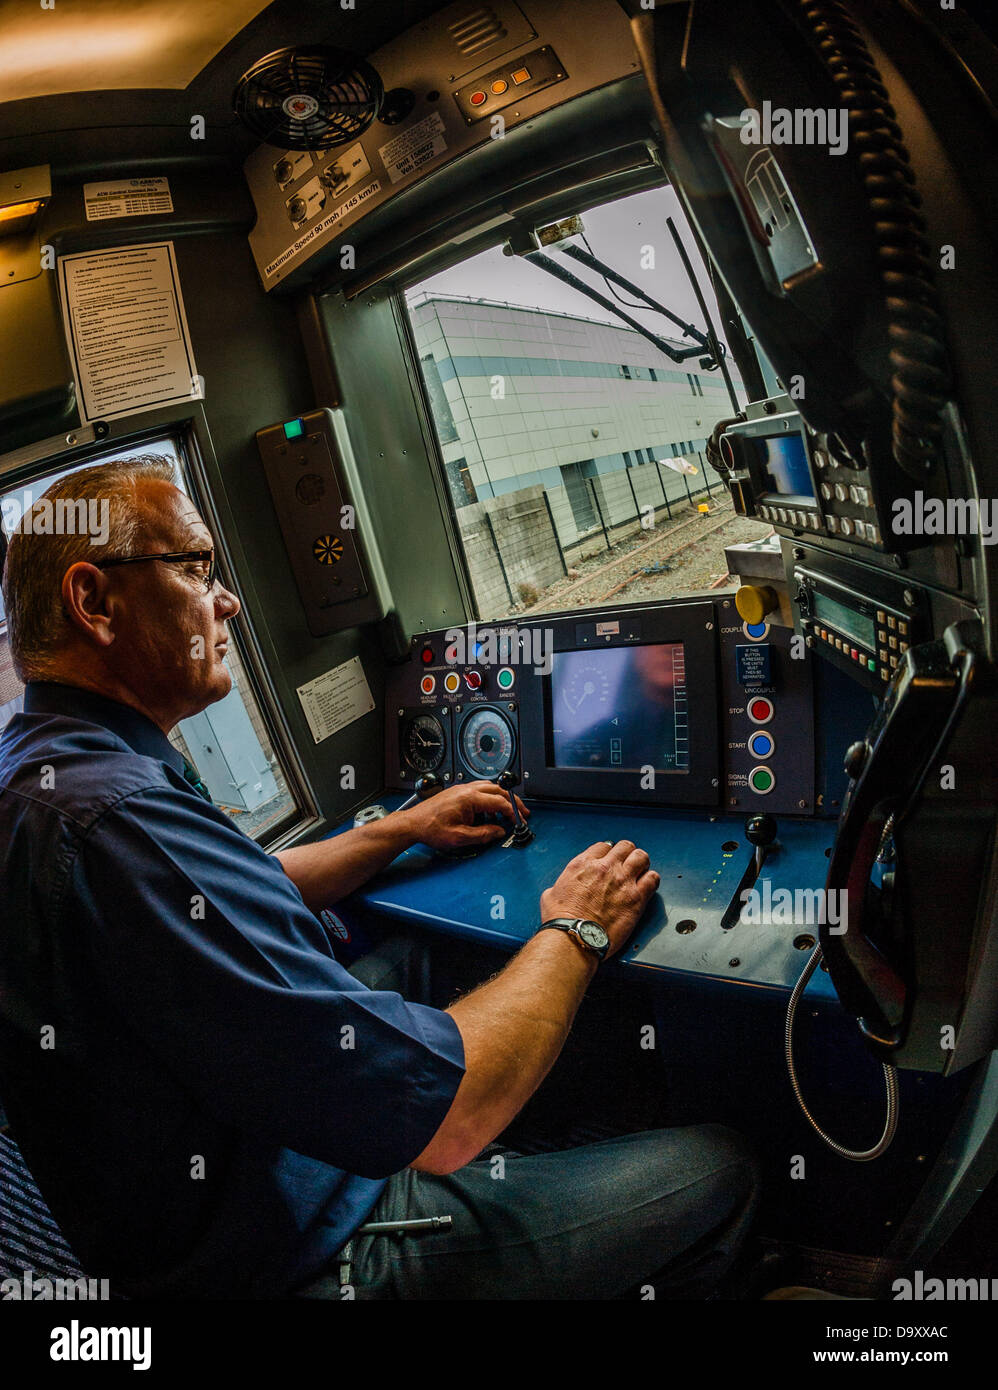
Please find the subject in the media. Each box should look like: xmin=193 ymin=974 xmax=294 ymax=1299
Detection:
xmin=0 ymin=0 xmax=453 ymax=175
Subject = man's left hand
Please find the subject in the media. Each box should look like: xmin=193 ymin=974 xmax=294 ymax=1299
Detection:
xmin=398 ymin=781 xmax=530 ymax=851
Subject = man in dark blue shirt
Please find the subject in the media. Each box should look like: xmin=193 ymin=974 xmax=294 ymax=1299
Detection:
xmin=0 ymin=457 xmax=758 ymax=1299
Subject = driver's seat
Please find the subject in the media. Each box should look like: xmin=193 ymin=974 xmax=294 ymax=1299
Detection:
xmin=0 ymin=1129 xmax=90 ymax=1290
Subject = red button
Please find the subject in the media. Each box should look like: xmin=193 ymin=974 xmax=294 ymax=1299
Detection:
xmin=420 ymin=675 xmax=436 ymax=695
xmin=748 ymin=697 xmax=773 ymax=724
xmin=421 ymin=646 xmax=434 ymax=664
xmin=851 ymin=648 xmax=859 ymax=661
xmin=470 ymin=90 xmax=487 ymax=106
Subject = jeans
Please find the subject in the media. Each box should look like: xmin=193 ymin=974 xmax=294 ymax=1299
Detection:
xmin=291 ymin=936 xmax=760 ymax=1300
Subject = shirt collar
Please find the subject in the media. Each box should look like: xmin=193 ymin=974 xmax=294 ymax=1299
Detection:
xmin=22 ymin=681 xmax=187 ymax=776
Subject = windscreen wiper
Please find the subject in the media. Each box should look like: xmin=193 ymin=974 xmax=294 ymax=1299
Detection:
xmin=557 ymin=242 xmax=713 ymax=354
xmin=519 ymin=247 xmax=705 ymax=365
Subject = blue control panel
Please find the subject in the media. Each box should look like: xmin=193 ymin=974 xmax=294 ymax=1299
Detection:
xmin=329 ymin=797 xmax=838 ymax=997
xmin=355 ymin=597 xmax=834 ymax=992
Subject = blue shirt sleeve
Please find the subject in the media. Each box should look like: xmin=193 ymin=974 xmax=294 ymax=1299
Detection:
xmin=65 ymin=786 xmax=466 ymax=1179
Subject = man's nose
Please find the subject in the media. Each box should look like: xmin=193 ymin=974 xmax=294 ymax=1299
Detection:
xmin=215 ymin=582 xmax=241 ymax=619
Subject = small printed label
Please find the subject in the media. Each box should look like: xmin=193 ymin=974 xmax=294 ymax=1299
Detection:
xmin=596 ymin=621 xmax=620 ymax=636
xmin=378 ymin=111 xmax=447 ymax=184
xmin=297 ymin=656 xmax=375 ymax=743
xmin=83 ymin=177 xmax=173 ymax=221
xmin=58 ymin=241 xmax=199 ymax=425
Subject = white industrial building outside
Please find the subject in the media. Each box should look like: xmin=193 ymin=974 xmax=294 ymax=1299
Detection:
xmin=407 ymin=292 xmax=744 ymax=616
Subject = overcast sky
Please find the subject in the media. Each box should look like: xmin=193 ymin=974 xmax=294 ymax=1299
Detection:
xmin=411 ymin=185 xmax=733 ymax=355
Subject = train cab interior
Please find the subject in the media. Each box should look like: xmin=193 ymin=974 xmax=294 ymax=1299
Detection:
xmin=2 ymin=0 xmax=998 ymax=1309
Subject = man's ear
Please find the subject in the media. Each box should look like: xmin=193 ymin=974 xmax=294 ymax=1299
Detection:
xmin=62 ymin=562 xmax=116 ymax=649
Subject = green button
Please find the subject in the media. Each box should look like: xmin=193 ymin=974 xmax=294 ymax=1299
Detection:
xmin=283 ymin=417 xmax=305 ymax=439
xmin=750 ymin=767 xmax=774 ymax=793
xmin=497 ymin=668 xmax=514 ymax=689
xmin=867 ymin=658 xmax=876 ymax=672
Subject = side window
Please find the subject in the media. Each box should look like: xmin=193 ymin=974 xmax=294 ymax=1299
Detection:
xmin=0 ymin=437 xmax=300 ymax=843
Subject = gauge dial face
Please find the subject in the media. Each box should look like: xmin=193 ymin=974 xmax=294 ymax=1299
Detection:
xmin=459 ymin=706 xmax=516 ymax=778
xmin=558 ymin=661 xmax=612 ymax=717
xmin=402 ymin=713 xmax=446 ymax=774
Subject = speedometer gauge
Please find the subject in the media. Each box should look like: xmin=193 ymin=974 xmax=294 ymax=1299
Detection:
xmin=558 ymin=660 xmax=612 ymax=718
xmin=402 ymin=713 xmax=446 ymax=774
xmin=458 ymin=706 xmax=516 ymax=778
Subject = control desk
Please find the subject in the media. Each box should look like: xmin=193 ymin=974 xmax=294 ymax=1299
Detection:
xmin=328 ymin=596 xmax=862 ymax=998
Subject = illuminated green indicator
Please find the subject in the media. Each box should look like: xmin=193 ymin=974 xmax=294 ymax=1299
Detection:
xmin=867 ymin=658 xmax=876 ymax=672
xmin=497 ymin=668 xmax=515 ymax=689
xmin=750 ymin=767 xmax=774 ymax=792
xmin=283 ymin=418 xmax=305 ymax=439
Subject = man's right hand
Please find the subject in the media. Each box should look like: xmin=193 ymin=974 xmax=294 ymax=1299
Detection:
xmin=412 ymin=839 xmax=660 ymax=1175
xmin=539 ymin=840 xmax=660 ymax=959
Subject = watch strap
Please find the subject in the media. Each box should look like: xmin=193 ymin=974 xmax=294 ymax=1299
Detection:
xmin=537 ymin=917 xmax=609 ymax=961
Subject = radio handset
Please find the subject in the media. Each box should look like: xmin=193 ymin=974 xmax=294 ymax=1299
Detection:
xmin=820 ymin=629 xmax=974 ymax=1055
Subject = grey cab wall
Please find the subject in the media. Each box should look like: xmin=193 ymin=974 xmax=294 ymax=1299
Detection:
xmin=0 ymin=158 xmax=467 ymax=839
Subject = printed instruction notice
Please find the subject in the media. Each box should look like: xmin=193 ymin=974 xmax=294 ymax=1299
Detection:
xmin=378 ymin=111 xmax=447 ymax=184
xmin=297 ymin=657 xmax=375 ymax=744
xmin=83 ymin=177 xmax=173 ymax=221
xmin=58 ymin=242 xmax=200 ymax=424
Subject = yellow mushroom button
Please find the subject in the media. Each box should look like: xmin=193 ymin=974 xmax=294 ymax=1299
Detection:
xmin=734 ymin=584 xmax=778 ymax=626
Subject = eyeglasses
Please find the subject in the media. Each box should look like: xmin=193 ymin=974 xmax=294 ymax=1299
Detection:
xmin=96 ymin=549 xmax=216 ymax=593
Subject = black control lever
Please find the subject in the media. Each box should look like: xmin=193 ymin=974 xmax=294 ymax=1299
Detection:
xmin=745 ymin=813 xmax=778 ymax=874
xmin=496 ymin=770 xmax=533 ymax=847
xmin=397 ymin=772 xmax=443 ymax=813
xmin=721 ymin=813 xmax=778 ymax=929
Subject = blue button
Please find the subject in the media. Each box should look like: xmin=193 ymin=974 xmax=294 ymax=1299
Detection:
xmin=746 ymin=622 xmax=767 ymax=639
xmin=750 ymin=732 xmax=774 ymax=757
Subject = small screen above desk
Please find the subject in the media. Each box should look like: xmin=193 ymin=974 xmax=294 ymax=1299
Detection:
xmin=549 ymin=643 xmax=689 ymax=773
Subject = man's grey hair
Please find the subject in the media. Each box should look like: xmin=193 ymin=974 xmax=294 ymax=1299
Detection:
xmin=1 ymin=454 xmax=177 ymax=680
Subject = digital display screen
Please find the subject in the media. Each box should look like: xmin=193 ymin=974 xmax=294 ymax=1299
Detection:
xmin=813 ymin=592 xmax=876 ymax=649
xmin=752 ymin=434 xmax=814 ymax=502
xmin=549 ymin=643 xmax=689 ymax=773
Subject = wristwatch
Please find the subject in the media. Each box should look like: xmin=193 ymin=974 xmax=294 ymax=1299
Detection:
xmin=537 ymin=917 xmax=610 ymax=962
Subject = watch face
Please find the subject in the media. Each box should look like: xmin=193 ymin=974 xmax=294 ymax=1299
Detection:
xmin=578 ymin=921 xmax=608 ymax=950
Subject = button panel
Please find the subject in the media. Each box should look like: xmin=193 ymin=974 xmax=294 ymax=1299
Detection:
xmin=454 ymin=46 xmax=567 ymax=123
xmin=720 ymin=615 xmax=815 ymax=814
xmin=793 ymin=551 xmax=924 ymax=690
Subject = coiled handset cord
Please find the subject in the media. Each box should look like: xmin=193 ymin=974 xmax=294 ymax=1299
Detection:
xmin=797 ymin=0 xmax=953 ymax=478
xmin=786 ymin=944 xmax=900 ymax=1161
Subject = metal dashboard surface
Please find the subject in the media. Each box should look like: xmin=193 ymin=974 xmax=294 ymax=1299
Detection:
xmin=331 ymin=799 xmax=839 ymax=995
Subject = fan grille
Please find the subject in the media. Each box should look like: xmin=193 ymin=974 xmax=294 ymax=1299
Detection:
xmin=233 ymin=46 xmax=384 ymax=151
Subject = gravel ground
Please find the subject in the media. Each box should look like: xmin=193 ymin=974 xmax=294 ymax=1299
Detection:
xmin=523 ymin=497 xmax=773 ymax=614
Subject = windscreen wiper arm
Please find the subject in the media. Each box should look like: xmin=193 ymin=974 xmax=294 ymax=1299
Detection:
xmin=557 ymin=243 xmax=713 ymax=352
xmin=521 ymin=248 xmax=705 ymax=364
